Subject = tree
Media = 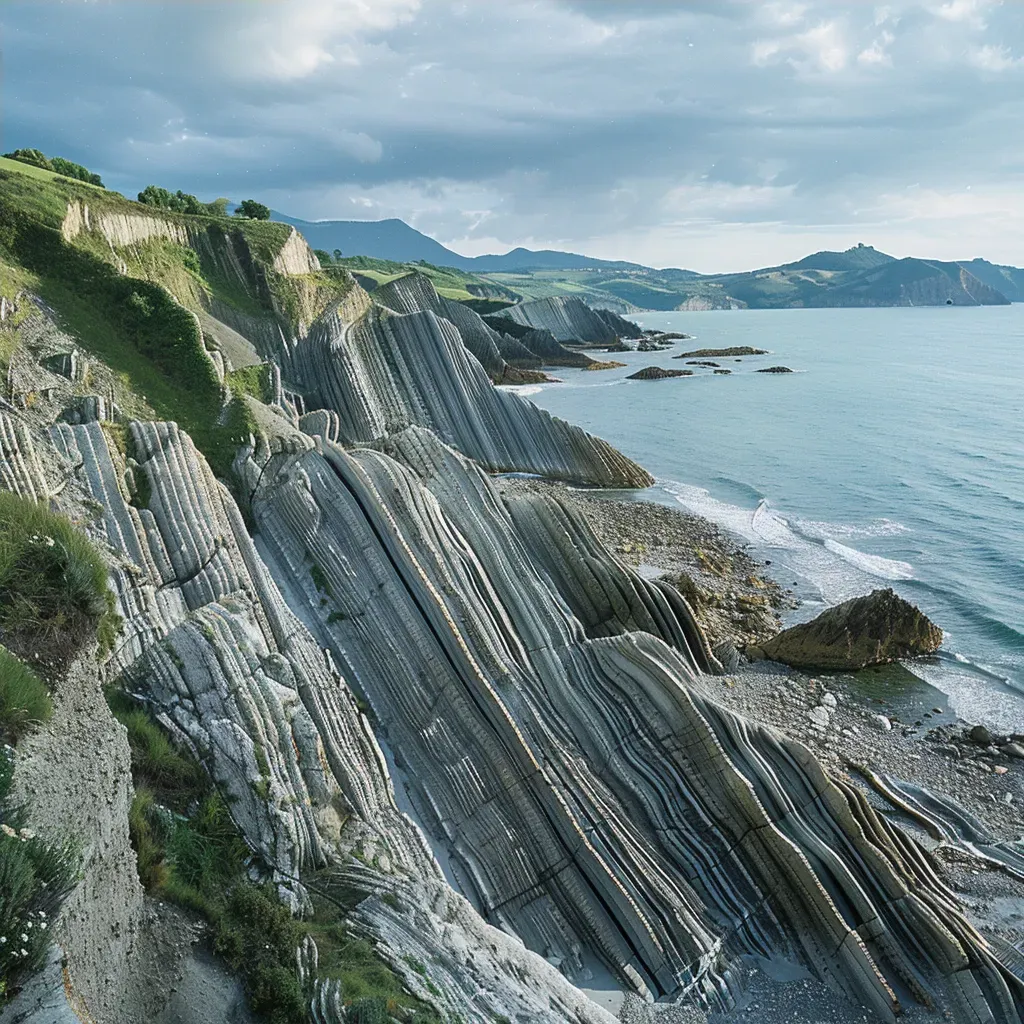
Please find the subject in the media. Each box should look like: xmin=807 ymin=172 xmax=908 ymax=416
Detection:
xmin=333 ymin=248 xmax=343 ymax=262
xmin=138 ymin=185 xmax=176 ymax=209
xmin=234 ymin=199 xmax=271 ymax=221
xmin=206 ymin=197 xmax=230 ymax=218
xmin=313 ymin=249 xmax=332 ymax=265
xmin=4 ymin=149 xmax=53 ymax=171
xmin=50 ymin=156 xmax=103 ymax=187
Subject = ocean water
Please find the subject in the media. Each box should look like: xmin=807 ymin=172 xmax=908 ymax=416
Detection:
xmin=514 ymin=305 xmax=1024 ymax=732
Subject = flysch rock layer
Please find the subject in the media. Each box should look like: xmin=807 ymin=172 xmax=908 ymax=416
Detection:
xmin=375 ymin=272 xmax=509 ymax=377
xmin=277 ymin=280 xmax=652 ymax=487
xmin=23 ymin=414 xmax=614 ymax=1024
xmin=245 ymin=421 xmax=1024 ymax=1023
xmin=493 ymin=294 xmax=637 ymax=344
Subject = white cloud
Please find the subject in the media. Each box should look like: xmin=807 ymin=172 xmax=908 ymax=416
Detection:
xmin=858 ymin=29 xmax=895 ymax=65
xmin=933 ymin=0 xmax=994 ymax=29
xmin=969 ymin=44 xmax=1021 ymax=71
xmin=753 ymin=18 xmax=849 ymax=72
xmin=224 ymin=0 xmax=421 ymax=81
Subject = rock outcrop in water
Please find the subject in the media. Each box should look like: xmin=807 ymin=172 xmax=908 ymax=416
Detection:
xmin=627 ymin=366 xmax=692 ymax=380
xmin=761 ymin=588 xmax=944 ymax=670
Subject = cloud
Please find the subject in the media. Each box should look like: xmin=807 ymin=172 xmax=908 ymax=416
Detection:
xmin=1 ymin=0 xmax=1022 ymax=270
xmin=969 ymin=44 xmax=1022 ymax=71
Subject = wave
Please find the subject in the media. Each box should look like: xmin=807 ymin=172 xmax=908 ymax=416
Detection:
xmin=821 ymin=538 xmax=914 ymax=580
xmin=657 ymin=478 xmax=915 ymax=604
xmin=500 ymin=384 xmax=546 ymax=397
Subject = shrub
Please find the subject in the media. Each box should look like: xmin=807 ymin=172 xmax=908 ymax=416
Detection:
xmin=234 ymin=200 xmax=270 ymax=221
xmin=0 ymin=748 xmax=79 ymax=1001
xmin=0 ymin=492 xmax=119 ymax=672
xmin=0 ymin=648 xmax=51 ymax=745
xmin=214 ymin=884 xmax=305 ymax=1024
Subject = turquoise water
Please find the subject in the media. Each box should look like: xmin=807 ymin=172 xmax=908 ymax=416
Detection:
xmin=515 ymin=305 xmax=1024 ymax=731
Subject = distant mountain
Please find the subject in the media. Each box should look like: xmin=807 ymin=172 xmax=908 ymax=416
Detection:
xmin=273 ymin=213 xmax=1021 ymax=310
xmin=782 ymin=243 xmax=895 ymax=273
xmin=955 ymin=258 xmax=1024 ymax=303
xmin=466 ymin=248 xmax=648 ymax=272
xmin=270 ymin=213 xmax=660 ymax=274
xmin=272 ymin=214 xmax=471 ymax=267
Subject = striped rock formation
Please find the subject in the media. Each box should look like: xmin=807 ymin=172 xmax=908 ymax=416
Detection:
xmin=277 ymin=281 xmax=652 ymax=487
xmin=15 ymin=414 xmax=611 ymax=1024
xmin=242 ymin=422 xmax=1024 ymax=1024
xmin=491 ymin=294 xmax=641 ymax=344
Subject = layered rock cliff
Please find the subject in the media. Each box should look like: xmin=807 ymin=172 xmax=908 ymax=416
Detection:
xmin=492 ymin=295 xmax=641 ymax=344
xmin=2 ymin=176 xmax=1022 ymax=1024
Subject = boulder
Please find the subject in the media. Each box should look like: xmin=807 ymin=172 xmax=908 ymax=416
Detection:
xmin=756 ymin=366 xmax=794 ymax=374
xmin=626 ymin=366 xmax=693 ymax=381
xmin=760 ymin=588 xmax=943 ymax=670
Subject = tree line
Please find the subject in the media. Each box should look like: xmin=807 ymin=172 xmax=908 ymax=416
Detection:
xmin=3 ymin=148 xmax=103 ymax=186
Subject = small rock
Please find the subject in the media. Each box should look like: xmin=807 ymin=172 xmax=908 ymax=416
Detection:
xmin=970 ymin=725 xmax=993 ymax=746
xmin=1001 ymin=742 xmax=1024 ymax=759
xmin=994 ymin=766 xmax=1009 ymax=775
xmin=871 ymin=714 xmax=892 ymax=732
xmin=820 ymin=692 xmax=837 ymax=709
xmin=807 ymin=706 xmax=831 ymax=729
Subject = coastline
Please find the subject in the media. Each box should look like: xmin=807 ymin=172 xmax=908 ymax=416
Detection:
xmin=493 ymin=475 xmax=1015 ymax=1019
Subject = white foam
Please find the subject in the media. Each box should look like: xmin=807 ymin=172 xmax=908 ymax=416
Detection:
xmin=822 ymin=537 xmax=914 ymax=580
xmin=659 ymin=478 xmax=914 ymax=605
xmin=499 ymin=384 xmax=545 ymax=397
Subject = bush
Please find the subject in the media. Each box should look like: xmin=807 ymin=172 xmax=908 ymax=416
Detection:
xmin=0 ymin=648 xmax=51 ymax=745
xmin=137 ymin=186 xmax=222 ymax=217
xmin=0 ymin=492 xmax=119 ymax=672
xmin=0 ymin=748 xmax=79 ymax=1001
xmin=234 ymin=200 xmax=270 ymax=221
xmin=214 ymin=884 xmax=305 ymax=1024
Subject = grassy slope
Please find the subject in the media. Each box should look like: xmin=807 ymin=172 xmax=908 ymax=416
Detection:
xmin=0 ymin=162 xmax=348 ymax=474
xmin=0 ymin=155 xmax=107 ymax=191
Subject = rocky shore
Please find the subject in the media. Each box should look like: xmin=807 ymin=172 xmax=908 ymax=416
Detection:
xmin=496 ymin=476 xmax=1024 ymax=1024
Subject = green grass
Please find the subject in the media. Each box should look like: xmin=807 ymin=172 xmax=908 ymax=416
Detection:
xmin=0 ymin=748 xmax=80 ymax=1003
xmin=0 ymin=156 xmax=106 ymax=192
xmin=226 ymin=364 xmax=274 ymax=404
xmin=0 ymin=491 xmax=120 ymax=674
xmin=0 ymin=647 xmax=51 ymax=744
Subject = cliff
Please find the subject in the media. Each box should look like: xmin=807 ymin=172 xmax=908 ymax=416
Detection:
xmin=492 ymin=294 xmax=641 ymax=343
xmin=1 ymin=160 xmax=1022 ymax=1024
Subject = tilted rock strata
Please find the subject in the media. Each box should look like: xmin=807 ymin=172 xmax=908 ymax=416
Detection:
xmin=26 ymin=414 xmax=613 ymax=1023
xmin=246 ymin=423 xmax=1023 ymax=1021
xmin=282 ymin=286 xmax=652 ymax=487
xmin=761 ymin=587 xmax=944 ymax=669
xmin=493 ymin=294 xmax=638 ymax=344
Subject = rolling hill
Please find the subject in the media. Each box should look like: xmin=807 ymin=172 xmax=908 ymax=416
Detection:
xmin=270 ymin=214 xmax=1022 ymax=311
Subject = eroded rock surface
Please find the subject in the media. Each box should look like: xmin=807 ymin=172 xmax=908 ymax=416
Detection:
xmin=761 ymin=588 xmax=944 ymax=669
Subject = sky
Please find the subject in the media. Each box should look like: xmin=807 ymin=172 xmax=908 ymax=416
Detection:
xmin=2 ymin=0 xmax=1022 ymax=272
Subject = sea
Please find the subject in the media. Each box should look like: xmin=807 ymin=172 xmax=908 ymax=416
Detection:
xmin=511 ymin=305 xmax=1024 ymax=734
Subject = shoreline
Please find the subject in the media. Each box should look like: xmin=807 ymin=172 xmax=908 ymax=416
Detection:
xmin=495 ymin=475 xmax=1024 ymax=1022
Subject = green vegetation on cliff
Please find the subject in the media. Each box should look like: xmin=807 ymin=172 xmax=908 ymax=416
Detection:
xmin=0 ymin=492 xmax=119 ymax=674
xmin=0 ymin=160 xmax=351 ymax=481
xmin=0 ymin=749 xmax=80 ymax=1004
xmin=110 ymin=691 xmax=440 ymax=1024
